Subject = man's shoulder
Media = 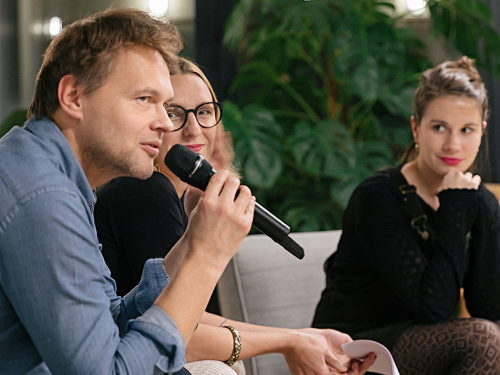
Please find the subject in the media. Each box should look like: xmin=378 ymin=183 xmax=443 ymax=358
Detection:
xmin=0 ymin=127 xmax=70 ymax=183
xmin=0 ymin=123 xmax=85 ymax=221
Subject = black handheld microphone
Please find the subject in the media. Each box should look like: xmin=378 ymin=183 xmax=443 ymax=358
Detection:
xmin=165 ymin=144 xmax=304 ymax=259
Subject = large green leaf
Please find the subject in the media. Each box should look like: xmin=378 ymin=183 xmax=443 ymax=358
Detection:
xmin=222 ymin=102 xmax=284 ymax=189
xmin=352 ymin=56 xmax=384 ymax=101
xmin=329 ymin=175 xmax=360 ymax=210
xmin=282 ymin=199 xmax=343 ymax=231
xmin=379 ymin=85 xmax=416 ymax=117
xmin=230 ymin=61 xmax=281 ymax=97
xmin=429 ymin=0 xmax=500 ymax=75
xmin=224 ymin=0 xmax=500 ymax=232
xmin=356 ymin=140 xmax=394 ymax=176
xmin=330 ymin=140 xmax=394 ymax=208
xmin=0 ymin=109 xmax=27 ymax=138
xmin=223 ymin=0 xmax=254 ymax=50
xmin=290 ymin=119 xmax=355 ymax=178
xmin=280 ymin=184 xmax=344 ymax=231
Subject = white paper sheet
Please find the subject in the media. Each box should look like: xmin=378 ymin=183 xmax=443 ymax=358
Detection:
xmin=342 ymin=339 xmax=400 ymax=375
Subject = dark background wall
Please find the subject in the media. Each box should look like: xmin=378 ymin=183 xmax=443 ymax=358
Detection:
xmin=0 ymin=0 xmax=20 ymax=122
xmin=195 ymin=0 xmax=236 ymax=103
xmin=481 ymin=0 xmax=500 ymax=181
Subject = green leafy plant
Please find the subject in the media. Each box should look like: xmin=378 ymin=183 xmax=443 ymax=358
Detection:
xmin=0 ymin=109 xmax=27 ymax=138
xmin=221 ymin=0 xmax=500 ymax=231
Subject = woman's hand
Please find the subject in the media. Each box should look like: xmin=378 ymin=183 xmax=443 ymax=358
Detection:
xmin=183 ymin=131 xmax=237 ymax=217
xmin=438 ymin=171 xmax=481 ymax=193
xmin=209 ymin=131 xmax=236 ymax=174
xmin=283 ymin=328 xmax=376 ymax=375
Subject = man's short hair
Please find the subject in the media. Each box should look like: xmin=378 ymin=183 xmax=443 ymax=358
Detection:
xmin=28 ymin=8 xmax=183 ymax=120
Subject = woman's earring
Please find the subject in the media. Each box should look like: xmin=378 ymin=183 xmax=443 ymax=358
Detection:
xmin=415 ymin=143 xmax=419 ymax=152
xmin=154 ymin=163 xmax=160 ymax=172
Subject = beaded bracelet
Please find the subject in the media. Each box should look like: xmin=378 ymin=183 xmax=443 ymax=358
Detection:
xmin=222 ymin=325 xmax=241 ymax=367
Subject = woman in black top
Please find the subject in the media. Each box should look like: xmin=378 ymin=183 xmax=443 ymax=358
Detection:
xmin=95 ymin=58 xmax=376 ymax=375
xmin=94 ymin=58 xmax=236 ymax=297
xmin=313 ymin=56 xmax=500 ymax=374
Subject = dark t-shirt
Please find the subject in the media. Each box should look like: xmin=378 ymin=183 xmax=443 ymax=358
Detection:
xmin=94 ymin=172 xmax=188 ymax=296
xmin=313 ymin=169 xmax=500 ymax=350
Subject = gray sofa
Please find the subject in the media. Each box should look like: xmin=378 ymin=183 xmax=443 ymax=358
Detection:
xmin=218 ymin=230 xmax=342 ymax=375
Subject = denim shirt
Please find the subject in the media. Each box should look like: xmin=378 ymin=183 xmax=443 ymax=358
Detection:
xmin=0 ymin=117 xmax=186 ymax=374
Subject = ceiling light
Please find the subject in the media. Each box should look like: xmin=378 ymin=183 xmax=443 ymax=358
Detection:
xmin=407 ymin=0 xmax=426 ymax=15
xmin=49 ymin=17 xmax=62 ymax=38
xmin=149 ymin=0 xmax=169 ymax=17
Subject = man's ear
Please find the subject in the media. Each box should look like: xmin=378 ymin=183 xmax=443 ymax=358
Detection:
xmin=58 ymin=74 xmax=84 ymax=120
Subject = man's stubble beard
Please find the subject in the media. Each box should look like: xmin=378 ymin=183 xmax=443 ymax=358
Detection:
xmin=83 ymin=143 xmax=154 ymax=182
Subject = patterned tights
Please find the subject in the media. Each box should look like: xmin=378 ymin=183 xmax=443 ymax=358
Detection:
xmin=392 ymin=318 xmax=500 ymax=375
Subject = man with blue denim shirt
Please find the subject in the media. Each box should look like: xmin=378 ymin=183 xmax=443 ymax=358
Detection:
xmin=0 ymin=8 xmax=255 ymax=375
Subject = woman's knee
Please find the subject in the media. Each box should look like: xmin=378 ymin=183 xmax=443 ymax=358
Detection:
xmin=393 ymin=318 xmax=500 ymax=374
xmin=448 ymin=318 xmax=500 ymax=372
xmin=456 ymin=318 xmax=500 ymax=344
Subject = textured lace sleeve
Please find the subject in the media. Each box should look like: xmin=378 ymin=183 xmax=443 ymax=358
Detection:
xmin=354 ymin=180 xmax=478 ymax=322
xmin=462 ymin=184 xmax=500 ymax=320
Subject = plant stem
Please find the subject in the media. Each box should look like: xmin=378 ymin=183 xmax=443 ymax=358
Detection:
xmin=277 ymin=79 xmax=321 ymax=123
xmin=286 ymin=36 xmax=325 ymax=76
xmin=321 ymin=43 xmax=342 ymax=120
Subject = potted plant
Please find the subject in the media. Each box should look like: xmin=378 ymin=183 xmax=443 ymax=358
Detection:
xmin=221 ymin=0 xmax=500 ymax=231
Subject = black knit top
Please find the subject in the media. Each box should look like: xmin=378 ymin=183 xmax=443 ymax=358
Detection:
xmin=94 ymin=172 xmax=188 ymax=296
xmin=313 ymin=168 xmax=500 ymax=349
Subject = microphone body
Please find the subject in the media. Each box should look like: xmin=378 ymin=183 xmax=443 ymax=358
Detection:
xmin=165 ymin=144 xmax=304 ymax=259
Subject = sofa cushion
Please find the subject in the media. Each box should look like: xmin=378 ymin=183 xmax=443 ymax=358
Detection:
xmin=218 ymin=230 xmax=342 ymax=375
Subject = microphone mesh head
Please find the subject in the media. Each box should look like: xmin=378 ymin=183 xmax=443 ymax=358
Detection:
xmin=164 ymin=144 xmax=214 ymax=191
xmin=164 ymin=144 xmax=198 ymax=178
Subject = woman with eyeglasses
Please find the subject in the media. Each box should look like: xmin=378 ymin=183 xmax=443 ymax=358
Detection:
xmin=94 ymin=58 xmax=235 ymax=298
xmin=94 ymin=57 xmax=376 ymax=375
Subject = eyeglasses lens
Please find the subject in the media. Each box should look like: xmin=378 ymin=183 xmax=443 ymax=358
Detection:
xmin=167 ymin=102 xmax=221 ymax=130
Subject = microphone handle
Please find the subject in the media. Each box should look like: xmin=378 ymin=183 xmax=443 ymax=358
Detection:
xmin=253 ymin=202 xmax=289 ymax=238
xmin=183 ymin=157 xmax=304 ymax=259
xmin=253 ymin=203 xmax=304 ymax=259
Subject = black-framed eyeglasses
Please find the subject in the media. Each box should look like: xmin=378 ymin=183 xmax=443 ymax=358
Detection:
xmin=166 ymin=102 xmax=223 ymax=132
